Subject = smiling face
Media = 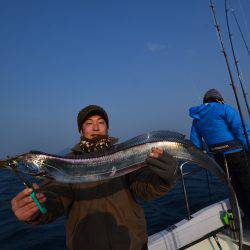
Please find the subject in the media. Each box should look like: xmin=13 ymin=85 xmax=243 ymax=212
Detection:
xmin=81 ymin=115 xmax=108 ymax=139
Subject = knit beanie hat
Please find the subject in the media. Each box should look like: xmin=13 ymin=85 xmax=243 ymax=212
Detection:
xmin=203 ymin=88 xmax=223 ymax=103
xmin=77 ymin=105 xmax=109 ymax=132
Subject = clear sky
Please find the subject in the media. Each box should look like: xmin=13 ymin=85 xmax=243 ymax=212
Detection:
xmin=0 ymin=0 xmax=250 ymax=158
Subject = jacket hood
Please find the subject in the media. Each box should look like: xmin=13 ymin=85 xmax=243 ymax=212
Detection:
xmin=189 ymin=103 xmax=216 ymax=120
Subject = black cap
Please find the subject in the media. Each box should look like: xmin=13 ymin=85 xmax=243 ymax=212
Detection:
xmin=203 ymin=88 xmax=223 ymax=103
xmin=77 ymin=105 xmax=109 ymax=132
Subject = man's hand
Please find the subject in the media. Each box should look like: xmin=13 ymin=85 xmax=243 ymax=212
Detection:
xmin=11 ymin=183 xmax=46 ymax=223
xmin=146 ymin=148 xmax=178 ymax=184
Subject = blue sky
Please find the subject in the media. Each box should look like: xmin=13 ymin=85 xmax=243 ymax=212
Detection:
xmin=0 ymin=0 xmax=250 ymax=158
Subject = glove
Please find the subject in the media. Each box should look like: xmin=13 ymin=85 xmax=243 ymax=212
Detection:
xmin=146 ymin=152 xmax=178 ymax=184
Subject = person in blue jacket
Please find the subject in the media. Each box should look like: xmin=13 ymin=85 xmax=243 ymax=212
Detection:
xmin=189 ymin=88 xmax=250 ymax=220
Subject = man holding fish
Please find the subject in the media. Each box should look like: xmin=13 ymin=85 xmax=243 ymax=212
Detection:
xmin=11 ymin=105 xmax=178 ymax=250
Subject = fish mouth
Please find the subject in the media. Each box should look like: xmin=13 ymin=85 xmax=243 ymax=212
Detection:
xmin=0 ymin=159 xmax=17 ymax=170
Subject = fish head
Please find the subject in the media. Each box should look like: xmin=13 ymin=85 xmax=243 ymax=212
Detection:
xmin=17 ymin=153 xmax=46 ymax=176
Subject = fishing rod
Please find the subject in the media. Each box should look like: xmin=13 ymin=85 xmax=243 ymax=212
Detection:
xmin=231 ymin=8 xmax=250 ymax=57
xmin=209 ymin=0 xmax=250 ymax=151
xmin=225 ymin=0 xmax=250 ymax=121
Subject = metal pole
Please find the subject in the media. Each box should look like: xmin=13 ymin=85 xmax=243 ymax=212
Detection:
xmin=231 ymin=9 xmax=250 ymax=57
xmin=225 ymin=0 xmax=250 ymax=121
xmin=209 ymin=0 xmax=250 ymax=151
xmin=180 ymin=162 xmax=191 ymax=220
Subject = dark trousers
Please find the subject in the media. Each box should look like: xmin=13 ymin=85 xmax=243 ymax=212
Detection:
xmin=214 ymin=151 xmax=250 ymax=219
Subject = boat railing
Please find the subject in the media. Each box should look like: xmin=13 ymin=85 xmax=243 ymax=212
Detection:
xmin=179 ymin=162 xmax=213 ymax=221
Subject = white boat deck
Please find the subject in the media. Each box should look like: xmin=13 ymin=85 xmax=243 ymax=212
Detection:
xmin=148 ymin=199 xmax=250 ymax=249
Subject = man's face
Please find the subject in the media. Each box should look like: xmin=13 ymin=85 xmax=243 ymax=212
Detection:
xmin=81 ymin=114 xmax=108 ymax=139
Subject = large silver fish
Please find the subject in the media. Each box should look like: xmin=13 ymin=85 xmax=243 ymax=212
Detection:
xmin=0 ymin=130 xmax=228 ymax=183
xmin=0 ymin=130 xmax=243 ymax=247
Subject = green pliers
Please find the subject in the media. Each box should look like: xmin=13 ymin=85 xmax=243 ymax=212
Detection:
xmin=23 ymin=179 xmax=47 ymax=214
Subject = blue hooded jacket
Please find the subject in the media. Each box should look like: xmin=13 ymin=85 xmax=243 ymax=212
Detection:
xmin=189 ymin=102 xmax=250 ymax=152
